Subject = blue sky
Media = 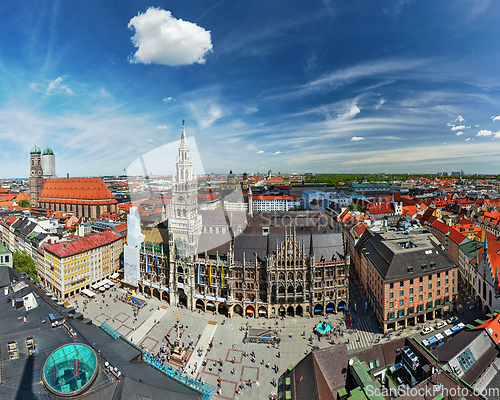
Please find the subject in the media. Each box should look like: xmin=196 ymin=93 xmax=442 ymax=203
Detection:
xmin=2 ymin=0 xmax=500 ymax=177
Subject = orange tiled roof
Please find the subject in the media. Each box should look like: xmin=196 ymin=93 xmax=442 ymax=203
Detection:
xmin=39 ymin=178 xmax=117 ymax=205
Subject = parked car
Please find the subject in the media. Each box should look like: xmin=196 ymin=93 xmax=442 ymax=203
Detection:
xmin=421 ymin=326 xmax=434 ymax=335
xmin=446 ymin=316 xmax=459 ymax=325
xmin=436 ymin=321 xmax=446 ymax=329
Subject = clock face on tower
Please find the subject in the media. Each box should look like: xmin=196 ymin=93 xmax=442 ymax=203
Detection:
xmin=177 ymin=195 xmax=185 ymax=202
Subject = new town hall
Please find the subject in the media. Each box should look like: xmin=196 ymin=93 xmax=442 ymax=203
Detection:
xmin=136 ymin=122 xmax=348 ymax=318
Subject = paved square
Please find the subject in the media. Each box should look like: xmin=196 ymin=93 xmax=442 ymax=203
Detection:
xmin=116 ymin=324 xmax=133 ymax=336
xmin=114 ymin=312 xmax=129 ymax=323
xmin=214 ymin=379 xmax=237 ymax=400
xmin=240 ymin=365 xmax=259 ymax=383
xmin=94 ymin=313 xmax=110 ymax=324
xmin=140 ymin=336 xmax=159 ymax=351
xmin=226 ymin=349 xmax=243 ymax=364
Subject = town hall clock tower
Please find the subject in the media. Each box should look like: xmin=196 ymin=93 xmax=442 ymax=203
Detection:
xmin=168 ymin=120 xmax=202 ymax=259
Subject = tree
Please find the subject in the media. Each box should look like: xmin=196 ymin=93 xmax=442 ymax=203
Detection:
xmin=18 ymin=199 xmax=29 ymax=208
xmin=13 ymin=250 xmax=39 ymax=282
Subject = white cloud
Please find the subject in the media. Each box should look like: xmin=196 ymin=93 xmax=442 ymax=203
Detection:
xmin=375 ymin=98 xmax=386 ymax=109
xmin=46 ymin=76 xmax=73 ymax=95
xmin=351 ymin=136 xmax=365 ymax=141
xmin=148 ymin=138 xmax=154 ymax=144
xmin=188 ymin=101 xmax=227 ymax=129
xmin=128 ymin=8 xmax=213 ymax=66
xmin=456 ymin=131 xmax=464 ymax=136
xmin=272 ymin=151 xmax=281 ymax=155
xmin=451 ymin=125 xmax=466 ymax=131
xmin=256 ymin=150 xmax=264 ymax=154
xmin=157 ymin=125 xmax=169 ymax=130
xmin=456 ymin=115 xmax=464 ymax=122
xmin=163 ymin=97 xmax=173 ymax=102
xmin=477 ymin=129 xmax=500 ymax=137
xmin=465 ymin=138 xmax=470 ymax=141
xmin=492 ymin=116 xmax=500 ymax=121
xmin=244 ymin=107 xmax=258 ymax=115
xmin=340 ymin=104 xmax=360 ymax=119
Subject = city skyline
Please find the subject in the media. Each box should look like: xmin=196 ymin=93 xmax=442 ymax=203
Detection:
xmin=2 ymin=1 xmax=500 ymax=177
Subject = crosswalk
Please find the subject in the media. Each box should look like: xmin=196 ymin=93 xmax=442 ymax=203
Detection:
xmin=346 ymin=316 xmax=377 ymax=351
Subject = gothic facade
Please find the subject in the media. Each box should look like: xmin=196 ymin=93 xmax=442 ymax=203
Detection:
xmin=137 ymin=122 xmax=348 ymax=318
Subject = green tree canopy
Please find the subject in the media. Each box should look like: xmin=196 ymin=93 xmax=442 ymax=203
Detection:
xmin=13 ymin=250 xmax=39 ymax=283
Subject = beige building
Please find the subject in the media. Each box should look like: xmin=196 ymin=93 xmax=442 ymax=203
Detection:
xmin=40 ymin=230 xmax=124 ymax=298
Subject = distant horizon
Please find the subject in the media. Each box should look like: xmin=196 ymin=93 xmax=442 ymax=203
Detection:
xmin=3 ymin=172 xmax=499 ymax=182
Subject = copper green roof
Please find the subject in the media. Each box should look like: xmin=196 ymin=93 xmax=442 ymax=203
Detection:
xmin=30 ymin=145 xmax=41 ymax=154
xmin=43 ymin=147 xmax=54 ymax=155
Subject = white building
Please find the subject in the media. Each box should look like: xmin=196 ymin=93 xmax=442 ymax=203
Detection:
xmin=252 ymin=195 xmax=301 ymax=212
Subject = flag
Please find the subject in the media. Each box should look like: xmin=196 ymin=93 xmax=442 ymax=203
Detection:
xmin=156 ymin=254 xmax=160 ymax=275
xmin=209 ymin=263 xmax=212 ymax=286
xmin=146 ymin=255 xmax=149 ymax=273
xmin=221 ymin=263 xmax=223 ymax=286
xmin=198 ymin=261 xmax=201 ymax=284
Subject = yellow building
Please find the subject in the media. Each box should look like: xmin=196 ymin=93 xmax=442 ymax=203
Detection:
xmin=41 ymin=230 xmax=124 ymax=298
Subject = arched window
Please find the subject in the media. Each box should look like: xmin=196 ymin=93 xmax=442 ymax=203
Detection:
xmin=279 ymin=272 xmax=285 ymax=281
xmin=288 ymin=272 xmax=294 ymax=281
xmin=297 ymin=272 xmax=303 ymax=280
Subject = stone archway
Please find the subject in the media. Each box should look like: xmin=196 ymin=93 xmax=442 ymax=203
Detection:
xmin=314 ymin=303 xmax=323 ymax=315
xmin=278 ymin=306 xmax=285 ymax=317
xmin=234 ymin=304 xmax=243 ymax=316
xmin=326 ymin=302 xmax=335 ymax=314
xmin=258 ymin=306 xmax=267 ymax=318
xmin=178 ymin=291 xmax=187 ymax=307
xmin=162 ymin=291 xmax=169 ymax=303
xmin=196 ymin=299 xmax=205 ymax=310
xmin=287 ymin=306 xmax=294 ymax=316
xmin=144 ymin=286 xmax=151 ymax=297
xmin=296 ymin=305 xmax=303 ymax=317
xmin=218 ymin=303 xmax=228 ymax=317
xmin=337 ymin=300 xmax=346 ymax=312
xmin=152 ymin=288 xmax=160 ymax=300
xmin=207 ymin=302 xmax=216 ymax=312
xmin=246 ymin=305 xmax=255 ymax=317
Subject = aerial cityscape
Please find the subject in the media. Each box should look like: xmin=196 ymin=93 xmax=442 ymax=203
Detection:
xmin=3 ymin=1 xmax=500 ymax=400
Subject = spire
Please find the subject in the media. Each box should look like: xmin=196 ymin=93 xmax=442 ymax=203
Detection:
xmin=309 ymin=232 xmax=314 ymax=257
xmin=495 ymin=268 xmax=498 ymax=285
xmin=181 ymin=119 xmax=186 ymax=142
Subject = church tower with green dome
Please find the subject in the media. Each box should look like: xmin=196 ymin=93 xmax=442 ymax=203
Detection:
xmin=29 ymin=145 xmax=43 ymax=207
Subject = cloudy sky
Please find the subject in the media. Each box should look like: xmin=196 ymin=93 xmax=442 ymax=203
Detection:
xmin=2 ymin=0 xmax=500 ymax=177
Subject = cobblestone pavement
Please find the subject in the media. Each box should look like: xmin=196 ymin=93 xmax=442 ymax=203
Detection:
xmin=69 ymin=282 xmax=484 ymax=399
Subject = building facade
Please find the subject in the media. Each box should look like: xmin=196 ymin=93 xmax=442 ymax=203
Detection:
xmin=136 ymin=122 xmax=348 ymax=318
xmin=41 ymin=230 xmax=124 ymax=298
xmin=354 ymin=230 xmax=457 ymax=332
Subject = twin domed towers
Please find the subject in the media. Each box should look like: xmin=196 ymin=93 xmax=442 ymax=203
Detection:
xmin=29 ymin=145 xmax=57 ymax=207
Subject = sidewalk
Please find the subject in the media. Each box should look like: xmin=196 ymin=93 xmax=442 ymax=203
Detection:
xmin=187 ymin=321 xmax=218 ymax=375
xmin=129 ymin=306 xmax=168 ymax=343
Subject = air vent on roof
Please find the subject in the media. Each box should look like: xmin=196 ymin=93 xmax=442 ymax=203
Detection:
xmin=421 ymin=263 xmax=427 ymax=270
xmin=407 ymin=266 xmax=413 ymax=273
xmin=430 ymin=262 xmax=435 ymax=268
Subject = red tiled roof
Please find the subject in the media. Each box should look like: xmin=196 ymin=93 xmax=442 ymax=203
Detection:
xmin=253 ymin=195 xmax=298 ymax=201
xmin=478 ymin=314 xmax=500 ymax=345
xmin=367 ymin=202 xmax=394 ymax=214
xmin=198 ymin=193 xmax=220 ymax=201
xmin=45 ymin=230 xmax=122 ymax=258
xmin=353 ymin=222 xmax=368 ymax=236
xmin=431 ymin=220 xmax=468 ymax=245
xmin=39 ymin=178 xmax=117 ymax=205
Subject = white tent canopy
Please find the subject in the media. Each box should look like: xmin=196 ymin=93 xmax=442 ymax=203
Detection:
xmin=110 ymin=272 xmax=119 ymax=279
xmin=82 ymin=288 xmax=95 ymax=298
